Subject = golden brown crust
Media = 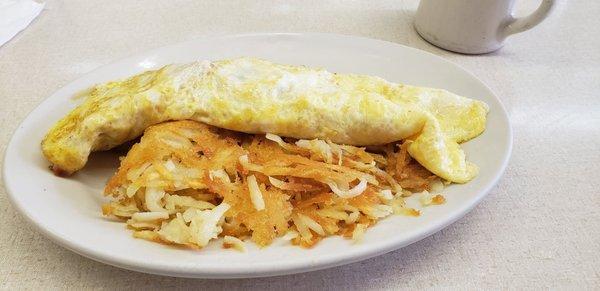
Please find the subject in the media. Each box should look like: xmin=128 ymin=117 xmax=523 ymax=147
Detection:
xmin=49 ymin=165 xmax=70 ymax=177
xmin=103 ymin=120 xmax=444 ymax=249
xmin=385 ymin=142 xmax=437 ymax=192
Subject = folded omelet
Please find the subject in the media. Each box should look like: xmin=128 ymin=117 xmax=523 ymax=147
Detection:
xmin=42 ymin=57 xmax=488 ymax=182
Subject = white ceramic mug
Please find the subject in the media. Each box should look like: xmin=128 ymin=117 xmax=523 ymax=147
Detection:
xmin=415 ymin=0 xmax=556 ymax=54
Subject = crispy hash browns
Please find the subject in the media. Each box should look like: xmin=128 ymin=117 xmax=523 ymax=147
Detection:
xmin=102 ymin=120 xmax=446 ymax=250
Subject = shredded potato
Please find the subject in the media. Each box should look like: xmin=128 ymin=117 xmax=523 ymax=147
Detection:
xmin=247 ymin=175 xmax=266 ymax=211
xmin=352 ymin=223 xmax=368 ymax=243
xmin=102 ymin=120 xmax=446 ymax=250
xmin=223 ymin=236 xmax=246 ymax=252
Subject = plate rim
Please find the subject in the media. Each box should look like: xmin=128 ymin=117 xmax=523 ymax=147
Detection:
xmin=3 ymin=32 xmax=513 ymax=278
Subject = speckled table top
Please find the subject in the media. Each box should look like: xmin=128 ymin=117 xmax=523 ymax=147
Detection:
xmin=1 ymin=0 xmax=598 ymax=289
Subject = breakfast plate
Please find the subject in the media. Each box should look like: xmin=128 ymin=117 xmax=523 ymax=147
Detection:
xmin=3 ymin=33 xmax=512 ymax=278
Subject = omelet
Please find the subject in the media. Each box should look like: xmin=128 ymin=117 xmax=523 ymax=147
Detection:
xmin=41 ymin=57 xmax=488 ymax=182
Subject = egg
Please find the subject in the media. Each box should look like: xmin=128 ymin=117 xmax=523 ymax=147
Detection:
xmin=42 ymin=57 xmax=488 ymax=182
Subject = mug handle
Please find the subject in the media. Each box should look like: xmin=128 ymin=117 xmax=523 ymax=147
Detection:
xmin=503 ymin=0 xmax=556 ymax=36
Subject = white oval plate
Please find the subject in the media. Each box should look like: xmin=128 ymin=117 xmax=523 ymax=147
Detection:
xmin=3 ymin=33 xmax=511 ymax=278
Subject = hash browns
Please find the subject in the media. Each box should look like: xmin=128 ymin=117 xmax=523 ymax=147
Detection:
xmin=103 ymin=120 xmax=445 ymax=249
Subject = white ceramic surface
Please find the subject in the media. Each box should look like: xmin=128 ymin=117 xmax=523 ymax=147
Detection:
xmin=3 ymin=33 xmax=512 ymax=278
xmin=415 ymin=0 xmax=556 ymax=54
